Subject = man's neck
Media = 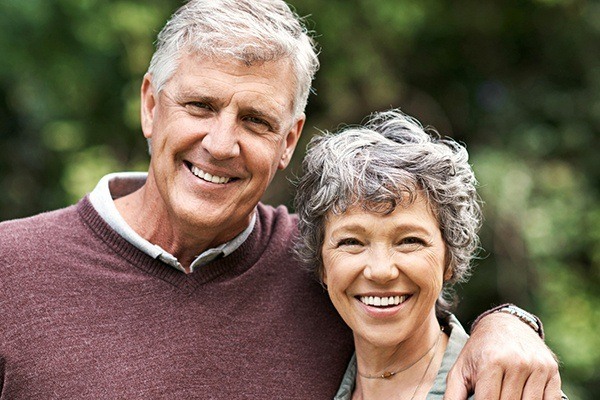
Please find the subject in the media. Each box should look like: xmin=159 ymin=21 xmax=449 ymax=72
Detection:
xmin=113 ymin=183 xmax=248 ymax=270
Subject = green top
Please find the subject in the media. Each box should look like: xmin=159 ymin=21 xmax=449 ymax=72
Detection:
xmin=333 ymin=314 xmax=474 ymax=400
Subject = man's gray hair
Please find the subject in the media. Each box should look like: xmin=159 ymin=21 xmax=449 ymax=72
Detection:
xmin=147 ymin=0 xmax=319 ymax=117
xmin=294 ymin=109 xmax=482 ymax=314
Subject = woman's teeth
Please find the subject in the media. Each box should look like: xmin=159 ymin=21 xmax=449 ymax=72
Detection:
xmin=359 ymin=295 xmax=408 ymax=307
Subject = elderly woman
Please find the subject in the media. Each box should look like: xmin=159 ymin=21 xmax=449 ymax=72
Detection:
xmin=294 ymin=109 xmax=481 ymax=399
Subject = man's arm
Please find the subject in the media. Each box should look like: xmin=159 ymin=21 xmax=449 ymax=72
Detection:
xmin=444 ymin=305 xmax=562 ymax=400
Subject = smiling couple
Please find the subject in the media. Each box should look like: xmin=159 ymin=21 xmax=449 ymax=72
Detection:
xmin=0 ymin=1 xmax=562 ymax=399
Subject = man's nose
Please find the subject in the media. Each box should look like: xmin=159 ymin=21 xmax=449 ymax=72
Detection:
xmin=363 ymin=248 xmax=400 ymax=284
xmin=201 ymin=113 xmax=241 ymax=160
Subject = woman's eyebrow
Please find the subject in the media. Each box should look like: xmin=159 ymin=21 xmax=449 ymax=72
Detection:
xmin=328 ymin=224 xmax=368 ymax=235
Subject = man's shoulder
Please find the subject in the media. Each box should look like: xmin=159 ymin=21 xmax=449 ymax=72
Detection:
xmin=256 ymin=202 xmax=299 ymax=230
xmin=0 ymin=201 xmax=82 ymax=247
xmin=253 ymin=202 xmax=301 ymax=263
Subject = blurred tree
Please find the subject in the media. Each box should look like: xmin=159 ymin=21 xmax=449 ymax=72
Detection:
xmin=0 ymin=0 xmax=597 ymax=397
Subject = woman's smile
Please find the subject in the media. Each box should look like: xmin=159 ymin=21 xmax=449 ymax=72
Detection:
xmin=357 ymin=294 xmax=410 ymax=308
xmin=321 ymin=194 xmax=447 ymax=350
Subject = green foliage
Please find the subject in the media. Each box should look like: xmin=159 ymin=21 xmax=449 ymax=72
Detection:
xmin=0 ymin=0 xmax=598 ymax=397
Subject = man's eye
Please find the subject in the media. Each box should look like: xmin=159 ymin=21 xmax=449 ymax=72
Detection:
xmin=186 ymin=102 xmax=212 ymax=111
xmin=244 ymin=116 xmax=272 ymax=132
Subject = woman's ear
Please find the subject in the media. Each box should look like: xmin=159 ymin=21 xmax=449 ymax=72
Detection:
xmin=443 ymin=247 xmax=453 ymax=282
xmin=443 ymin=264 xmax=453 ymax=282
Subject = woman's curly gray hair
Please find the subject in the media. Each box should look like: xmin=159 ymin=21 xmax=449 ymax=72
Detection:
xmin=294 ymin=109 xmax=482 ymax=314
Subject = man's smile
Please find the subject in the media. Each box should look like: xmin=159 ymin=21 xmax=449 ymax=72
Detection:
xmin=185 ymin=161 xmax=234 ymax=184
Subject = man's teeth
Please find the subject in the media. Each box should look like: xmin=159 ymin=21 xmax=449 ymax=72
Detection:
xmin=191 ymin=166 xmax=230 ymax=184
xmin=359 ymin=295 xmax=408 ymax=307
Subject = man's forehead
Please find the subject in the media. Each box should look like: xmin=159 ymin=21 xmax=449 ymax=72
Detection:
xmin=178 ymin=52 xmax=294 ymax=84
xmin=169 ymin=53 xmax=297 ymax=112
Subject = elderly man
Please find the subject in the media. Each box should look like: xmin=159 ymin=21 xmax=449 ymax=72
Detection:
xmin=0 ymin=0 xmax=561 ymax=399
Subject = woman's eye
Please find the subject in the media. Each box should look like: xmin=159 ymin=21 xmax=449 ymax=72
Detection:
xmin=398 ymin=237 xmax=426 ymax=247
xmin=337 ymin=238 xmax=363 ymax=247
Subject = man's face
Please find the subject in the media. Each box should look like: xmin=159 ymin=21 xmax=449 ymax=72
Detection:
xmin=140 ymin=53 xmax=304 ymax=244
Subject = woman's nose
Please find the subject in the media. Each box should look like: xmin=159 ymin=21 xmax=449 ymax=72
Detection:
xmin=363 ymin=248 xmax=400 ymax=283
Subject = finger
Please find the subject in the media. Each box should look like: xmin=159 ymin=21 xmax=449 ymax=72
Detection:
xmin=519 ymin=367 xmax=546 ymax=400
xmin=542 ymin=372 xmax=563 ymax=400
xmin=497 ymin=360 xmax=528 ymax=400
xmin=443 ymin=365 xmax=470 ymax=400
xmin=473 ymin=366 xmax=503 ymax=400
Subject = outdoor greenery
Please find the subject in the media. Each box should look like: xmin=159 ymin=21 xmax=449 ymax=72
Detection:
xmin=0 ymin=0 xmax=598 ymax=397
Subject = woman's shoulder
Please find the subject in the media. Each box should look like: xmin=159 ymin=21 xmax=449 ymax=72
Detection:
xmin=333 ymin=352 xmax=357 ymax=400
xmin=428 ymin=314 xmax=474 ymax=399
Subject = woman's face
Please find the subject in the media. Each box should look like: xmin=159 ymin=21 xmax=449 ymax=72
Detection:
xmin=321 ymin=194 xmax=450 ymax=349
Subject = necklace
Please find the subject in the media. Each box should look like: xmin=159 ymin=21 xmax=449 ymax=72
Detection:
xmin=358 ymin=329 xmax=442 ymax=380
xmin=407 ymin=332 xmax=441 ymax=400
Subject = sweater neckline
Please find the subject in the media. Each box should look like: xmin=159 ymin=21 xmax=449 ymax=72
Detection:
xmin=76 ymin=196 xmax=266 ymax=290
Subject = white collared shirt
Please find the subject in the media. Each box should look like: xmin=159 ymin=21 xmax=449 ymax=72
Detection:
xmin=88 ymin=172 xmax=256 ymax=273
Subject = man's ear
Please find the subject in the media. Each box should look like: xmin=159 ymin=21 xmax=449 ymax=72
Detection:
xmin=278 ymin=113 xmax=306 ymax=170
xmin=140 ymin=73 xmax=157 ymax=140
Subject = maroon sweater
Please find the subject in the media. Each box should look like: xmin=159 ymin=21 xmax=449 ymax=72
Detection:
xmin=0 ymin=197 xmax=353 ymax=399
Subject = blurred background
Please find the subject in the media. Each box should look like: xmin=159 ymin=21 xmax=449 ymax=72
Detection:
xmin=0 ymin=0 xmax=598 ymax=397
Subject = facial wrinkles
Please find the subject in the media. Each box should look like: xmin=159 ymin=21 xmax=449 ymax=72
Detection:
xmin=178 ymin=58 xmax=293 ymax=120
xmin=189 ymin=91 xmax=289 ymax=146
xmin=425 ymin=247 xmax=446 ymax=285
xmin=366 ymin=241 xmax=396 ymax=262
xmin=319 ymin=201 xmax=449 ymax=357
xmin=219 ymin=88 xmax=285 ymax=125
xmin=160 ymin=90 xmax=189 ymax=116
xmin=132 ymin=50 xmax=305 ymax=258
xmin=160 ymin=95 xmax=290 ymax=172
xmin=326 ymin=200 xmax=444 ymax=263
xmin=152 ymin=95 xmax=240 ymax=184
xmin=227 ymin=65 xmax=295 ymax=112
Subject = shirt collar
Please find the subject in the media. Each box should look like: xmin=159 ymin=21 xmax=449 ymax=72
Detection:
xmin=88 ymin=172 xmax=256 ymax=273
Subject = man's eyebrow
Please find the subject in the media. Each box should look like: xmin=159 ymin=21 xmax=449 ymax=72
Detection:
xmin=175 ymin=90 xmax=218 ymax=103
xmin=242 ymin=107 xmax=284 ymax=130
xmin=170 ymin=89 xmax=287 ymax=130
xmin=244 ymin=107 xmax=275 ymax=120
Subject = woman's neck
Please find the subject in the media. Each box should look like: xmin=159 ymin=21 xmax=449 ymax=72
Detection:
xmin=352 ymin=317 xmax=449 ymax=400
